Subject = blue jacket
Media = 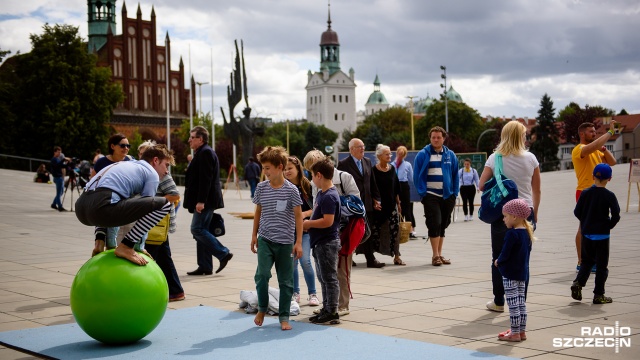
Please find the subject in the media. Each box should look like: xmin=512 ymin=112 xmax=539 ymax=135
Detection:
xmin=413 ymin=144 xmax=459 ymax=199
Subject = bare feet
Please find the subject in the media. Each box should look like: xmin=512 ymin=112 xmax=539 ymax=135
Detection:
xmin=254 ymin=311 xmax=266 ymax=326
xmin=92 ymin=240 xmax=105 ymax=257
xmin=114 ymin=245 xmax=148 ymax=266
xmin=141 ymin=249 xmax=153 ymax=260
xmin=280 ymin=321 xmax=292 ymax=331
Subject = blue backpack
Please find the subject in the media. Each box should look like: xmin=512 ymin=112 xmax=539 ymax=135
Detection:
xmin=478 ymin=154 xmax=518 ymax=224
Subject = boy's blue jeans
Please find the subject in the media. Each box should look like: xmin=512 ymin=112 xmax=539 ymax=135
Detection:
xmin=313 ymin=238 xmax=341 ymax=314
xmin=293 ymin=232 xmax=316 ymax=295
xmin=254 ymin=236 xmax=294 ymax=322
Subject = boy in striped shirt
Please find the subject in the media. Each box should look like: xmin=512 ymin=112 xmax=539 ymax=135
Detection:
xmin=251 ymin=146 xmax=303 ymax=331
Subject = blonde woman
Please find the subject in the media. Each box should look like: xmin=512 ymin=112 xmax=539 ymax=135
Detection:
xmin=392 ymin=146 xmax=416 ymax=237
xmin=479 ymin=121 xmax=541 ymax=313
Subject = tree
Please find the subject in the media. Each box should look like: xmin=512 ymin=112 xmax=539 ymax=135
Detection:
xmin=0 ymin=47 xmax=10 ymax=62
xmin=618 ymin=109 xmax=629 ymax=116
xmin=529 ymin=94 xmax=560 ymax=171
xmin=348 ymin=106 xmax=411 ymax=150
xmin=415 ymin=100 xmax=485 ymax=152
xmin=558 ymin=103 xmax=615 ymax=144
xmin=364 ymin=125 xmax=384 ymax=150
xmin=9 ymin=24 xmax=123 ymax=160
xmin=258 ymin=121 xmax=337 ymax=159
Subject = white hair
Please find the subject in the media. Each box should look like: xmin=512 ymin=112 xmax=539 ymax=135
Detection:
xmin=138 ymin=139 xmax=157 ymax=153
xmin=375 ymin=144 xmax=390 ymax=164
xmin=349 ymin=138 xmax=363 ymax=149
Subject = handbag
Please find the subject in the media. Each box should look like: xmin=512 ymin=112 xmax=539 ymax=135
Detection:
xmin=146 ymin=214 xmax=170 ymax=245
xmin=398 ymin=215 xmax=411 ymax=244
xmin=209 ymin=212 xmax=225 ymax=237
xmin=478 ymin=154 xmax=518 ymax=224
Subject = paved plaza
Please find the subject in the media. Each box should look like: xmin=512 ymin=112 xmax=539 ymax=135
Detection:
xmin=0 ymin=165 xmax=638 ymax=359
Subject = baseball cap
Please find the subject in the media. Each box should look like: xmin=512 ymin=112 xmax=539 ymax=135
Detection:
xmin=593 ymin=163 xmax=612 ymax=180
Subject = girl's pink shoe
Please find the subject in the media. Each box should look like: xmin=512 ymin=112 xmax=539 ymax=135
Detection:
xmin=498 ymin=329 xmax=521 ymax=342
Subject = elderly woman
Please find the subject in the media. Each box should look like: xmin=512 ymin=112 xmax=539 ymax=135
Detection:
xmin=479 ymin=121 xmax=541 ymax=313
xmin=371 ymin=144 xmax=405 ymax=265
xmin=392 ymin=146 xmax=416 ymax=237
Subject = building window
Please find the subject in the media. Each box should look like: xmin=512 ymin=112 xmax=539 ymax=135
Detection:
xmin=333 ymin=95 xmax=336 ymax=102
xmin=334 ymin=114 xmax=338 ymax=121
xmin=345 ymin=95 xmax=348 ymax=103
xmin=342 ymin=114 xmax=345 ymax=120
xmin=319 ymin=96 xmax=321 ymax=103
xmin=339 ymin=95 xmax=342 ymax=103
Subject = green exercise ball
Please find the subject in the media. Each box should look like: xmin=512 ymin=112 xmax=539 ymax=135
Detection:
xmin=70 ymin=249 xmax=168 ymax=344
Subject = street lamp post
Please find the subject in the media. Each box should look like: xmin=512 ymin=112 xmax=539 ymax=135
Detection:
xmin=440 ymin=65 xmax=449 ymax=133
xmin=196 ymin=81 xmax=209 ymax=118
xmin=406 ymin=95 xmax=418 ymax=150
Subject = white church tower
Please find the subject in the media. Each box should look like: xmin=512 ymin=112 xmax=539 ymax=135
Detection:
xmin=305 ymin=4 xmax=357 ymax=139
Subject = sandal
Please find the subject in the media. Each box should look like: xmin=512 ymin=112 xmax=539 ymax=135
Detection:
xmin=394 ymin=258 xmax=406 ymax=266
xmin=439 ymin=256 xmax=451 ymax=265
xmin=432 ymin=256 xmax=442 ymax=266
xmin=498 ymin=329 xmax=521 ymax=342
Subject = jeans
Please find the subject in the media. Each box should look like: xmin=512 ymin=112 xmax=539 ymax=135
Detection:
xmin=248 ymin=178 xmax=258 ymax=198
xmin=190 ymin=208 xmax=229 ymax=271
xmin=490 ymin=210 xmax=534 ymax=306
xmin=52 ymin=176 xmax=63 ymax=208
xmin=254 ymin=236 xmax=294 ymax=322
xmin=313 ymin=239 xmax=341 ymax=314
xmin=146 ymin=237 xmax=184 ymax=296
xmin=574 ymin=236 xmax=609 ymax=296
xmin=293 ymin=232 xmax=316 ymax=295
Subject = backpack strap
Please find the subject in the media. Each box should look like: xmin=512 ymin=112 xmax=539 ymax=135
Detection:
xmin=494 ymin=154 xmax=510 ymax=197
xmin=339 ymin=171 xmax=346 ymax=195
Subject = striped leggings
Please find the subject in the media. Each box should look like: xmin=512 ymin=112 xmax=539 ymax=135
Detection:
xmin=503 ymin=277 xmax=527 ymax=334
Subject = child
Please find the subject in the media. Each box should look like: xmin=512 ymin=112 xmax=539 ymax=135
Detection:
xmin=251 ymin=146 xmax=303 ymax=331
xmin=284 ymin=156 xmax=319 ymax=306
xmin=571 ymin=163 xmax=620 ymax=304
xmin=494 ymin=199 xmax=535 ymax=342
xmin=303 ymin=157 xmax=342 ymax=324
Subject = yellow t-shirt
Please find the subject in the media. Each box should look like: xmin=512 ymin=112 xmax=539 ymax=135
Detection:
xmin=572 ymin=144 xmax=604 ymax=191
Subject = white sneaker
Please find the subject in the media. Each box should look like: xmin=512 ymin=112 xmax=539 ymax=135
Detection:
xmin=486 ymin=300 xmax=504 ymax=312
xmin=464 ymin=215 xmax=469 ymax=221
xmin=308 ymin=294 xmax=320 ymax=306
xmin=338 ymin=308 xmax=350 ymax=316
xmin=292 ymin=292 xmax=300 ymax=303
xmin=469 ymin=215 xmax=474 ymax=221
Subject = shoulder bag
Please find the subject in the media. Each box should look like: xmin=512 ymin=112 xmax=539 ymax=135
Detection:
xmin=478 ymin=154 xmax=518 ymax=224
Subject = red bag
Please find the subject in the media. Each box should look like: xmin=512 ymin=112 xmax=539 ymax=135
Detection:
xmin=339 ymin=217 xmax=365 ymax=256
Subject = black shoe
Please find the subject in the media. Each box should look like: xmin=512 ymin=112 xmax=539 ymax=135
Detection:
xmin=187 ymin=268 xmax=213 ymax=276
xmin=216 ymin=252 xmax=233 ymax=274
xmin=58 ymin=207 xmax=68 ymax=212
xmin=409 ymin=233 xmax=417 ymax=239
xmin=312 ymin=311 xmax=339 ymax=324
xmin=571 ymin=281 xmax=582 ymax=301
xmin=366 ymin=260 xmax=385 ymax=268
xmin=352 ymin=260 xmax=357 ymax=267
xmin=593 ymin=295 xmax=612 ymax=304
xmin=51 ymin=204 xmax=58 ymax=210
xmin=309 ymin=308 xmax=326 ymax=322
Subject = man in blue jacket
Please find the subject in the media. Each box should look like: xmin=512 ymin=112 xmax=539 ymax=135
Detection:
xmin=413 ymin=126 xmax=459 ymax=266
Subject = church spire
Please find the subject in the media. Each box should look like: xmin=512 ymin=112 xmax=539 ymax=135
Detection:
xmin=319 ymin=1 xmax=340 ymax=75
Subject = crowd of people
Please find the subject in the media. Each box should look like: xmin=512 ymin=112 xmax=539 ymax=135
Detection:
xmin=59 ymin=119 xmax=621 ymax=339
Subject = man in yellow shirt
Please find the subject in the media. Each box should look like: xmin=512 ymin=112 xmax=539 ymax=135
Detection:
xmin=571 ymin=120 xmax=616 ymax=271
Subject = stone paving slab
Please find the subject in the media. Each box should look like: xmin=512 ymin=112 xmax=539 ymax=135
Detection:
xmin=0 ymin=165 xmax=638 ymax=359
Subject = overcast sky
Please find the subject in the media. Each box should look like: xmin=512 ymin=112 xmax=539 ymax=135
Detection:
xmin=2 ymin=0 xmax=639 ymax=123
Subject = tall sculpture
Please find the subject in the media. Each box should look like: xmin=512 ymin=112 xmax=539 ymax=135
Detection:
xmin=221 ymin=40 xmax=255 ymax=167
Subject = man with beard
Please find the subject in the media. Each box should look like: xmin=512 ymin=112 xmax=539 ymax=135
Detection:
xmin=571 ymin=120 xmax=617 ymax=272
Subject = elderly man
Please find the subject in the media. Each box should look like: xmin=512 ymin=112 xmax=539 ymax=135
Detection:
xmin=184 ymin=126 xmax=233 ymax=275
xmin=572 ymin=120 xmax=617 ymax=272
xmin=75 ymin=144 xmax=174 ymax=265
xmin=337 ymin=138 xmax=385 ymax=268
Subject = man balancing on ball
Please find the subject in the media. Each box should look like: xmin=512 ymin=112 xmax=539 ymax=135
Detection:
xmin=76 ymin=144 xmax=175 ymax=265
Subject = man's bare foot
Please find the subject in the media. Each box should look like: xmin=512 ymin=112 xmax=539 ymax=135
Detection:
xmin=92 ymin=240 xmax=105 ymax=257
xmin=280 ymin=321 xmax=292 ymax=331
xmin=254 ymin=311 xmax=266 ymax=326
xmin=114 ymin=245 xmax=148 ymax=266
xmin=141 ymin=249 xmax=153 ymax=260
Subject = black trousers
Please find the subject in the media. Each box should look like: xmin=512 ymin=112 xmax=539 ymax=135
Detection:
xmin=574 ymin=236 xmax=609 ymax=296
xmin=146 ymin=237 xmax=184 ymax=296
xmin=459 ymin=185 xmax=476 ymax=216
xmin=399 ymin=181 xmax=415 ymax=227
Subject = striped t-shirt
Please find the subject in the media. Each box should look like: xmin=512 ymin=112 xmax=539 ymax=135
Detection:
xmin=426 ymin=148 xmax=445 ymax=197
xmin=253 ymin=180 xmax=303 ymax=244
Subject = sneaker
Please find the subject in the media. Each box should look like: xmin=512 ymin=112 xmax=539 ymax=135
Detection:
xmin=469 ymin=215 xmax=473 ymax=221
xmin=308 ymin=308 xmax=325 ymax=322
xmin=51 ymin=204 xmax=58 ymax=210
xmin=593 ymin=295 xmax=612 ymax=304
xmin=591 ymin=264 xmax=597 ymax=273
xmin=308 ymin=294 xmax=320 ymax=306
xmin=338 ymin=308 xmax=350 ymax=316
xmin=486 ymin=300 xmax=504 ymax=312
xmin=312 ymin=311 xmax=339 ymax=324
xmin=292 ymin=292 xmax=300 ymax=303
xmin=571 ymin=281 xmax=582 ymax=301
xmin=464 ymin=215 xmax=469 ymax=222
xmin=169 ymin=293 xmax=185 ymax=302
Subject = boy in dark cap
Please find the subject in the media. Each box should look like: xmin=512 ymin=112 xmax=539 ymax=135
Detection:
xmin=571 ymin=163 xmax=620 ymax=304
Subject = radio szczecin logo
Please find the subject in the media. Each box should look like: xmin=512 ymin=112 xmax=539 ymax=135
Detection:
xmin=553 ymin=321 xmax=631 ymax=353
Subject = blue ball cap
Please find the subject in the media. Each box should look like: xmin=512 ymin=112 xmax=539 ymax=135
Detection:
xmin=593 ymin=163 xmax=612 ymax=180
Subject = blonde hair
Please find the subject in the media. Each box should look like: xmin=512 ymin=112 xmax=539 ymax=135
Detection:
xmin=375 ymin=144 xmax=390 ymax=164
xmin=138 ymin=140 xmax=157 ymax=155
xmin=523 ymin=220 xmax=536 ymax=244
xmin=396 ymin=146 xmax=408 ymax=160
xmin=495 ymin=121 xmax=527 ymax=156
xmin=303 ymin=149 xmax=325 ymax=171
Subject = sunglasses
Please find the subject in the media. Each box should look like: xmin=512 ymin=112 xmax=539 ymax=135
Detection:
xmin=118 ymin=143 xmax=131 ymax=149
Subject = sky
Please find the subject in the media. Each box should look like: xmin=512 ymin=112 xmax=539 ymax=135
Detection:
xmin=1 ymin=0 xmax=639 ymax=124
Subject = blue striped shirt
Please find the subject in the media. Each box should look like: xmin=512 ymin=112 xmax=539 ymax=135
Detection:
xmin=253 ymin=180 xmax=303 ymax=244
xmin=426 ymin=148 xmax=445 ymax=197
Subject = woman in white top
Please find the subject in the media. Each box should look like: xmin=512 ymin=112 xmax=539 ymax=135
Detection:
xmin=479 ymin=121 xmax=541 ymax=313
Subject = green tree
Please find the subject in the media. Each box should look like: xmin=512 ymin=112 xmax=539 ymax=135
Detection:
xmin=11 ymin=24 xmax=123 ymax=160
xmin=364 ymin=125 xmax=384 ymax=151
xmin=558 ymin=103 xmax=614 ymax=144
xmin=304 ymin=123 xmax=322 ymax=150
xmin=415 ymin=100 xmax=484 ymax=152
xmin=259 ymin=121 xmax=337 ymax=159
xmin=0 ymin=47 xmax=10 ymax=62
xmin=529 ymin=94 xmax=560 ymax=171
xmin=350 ymin=106 xmax=412 ymax=150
